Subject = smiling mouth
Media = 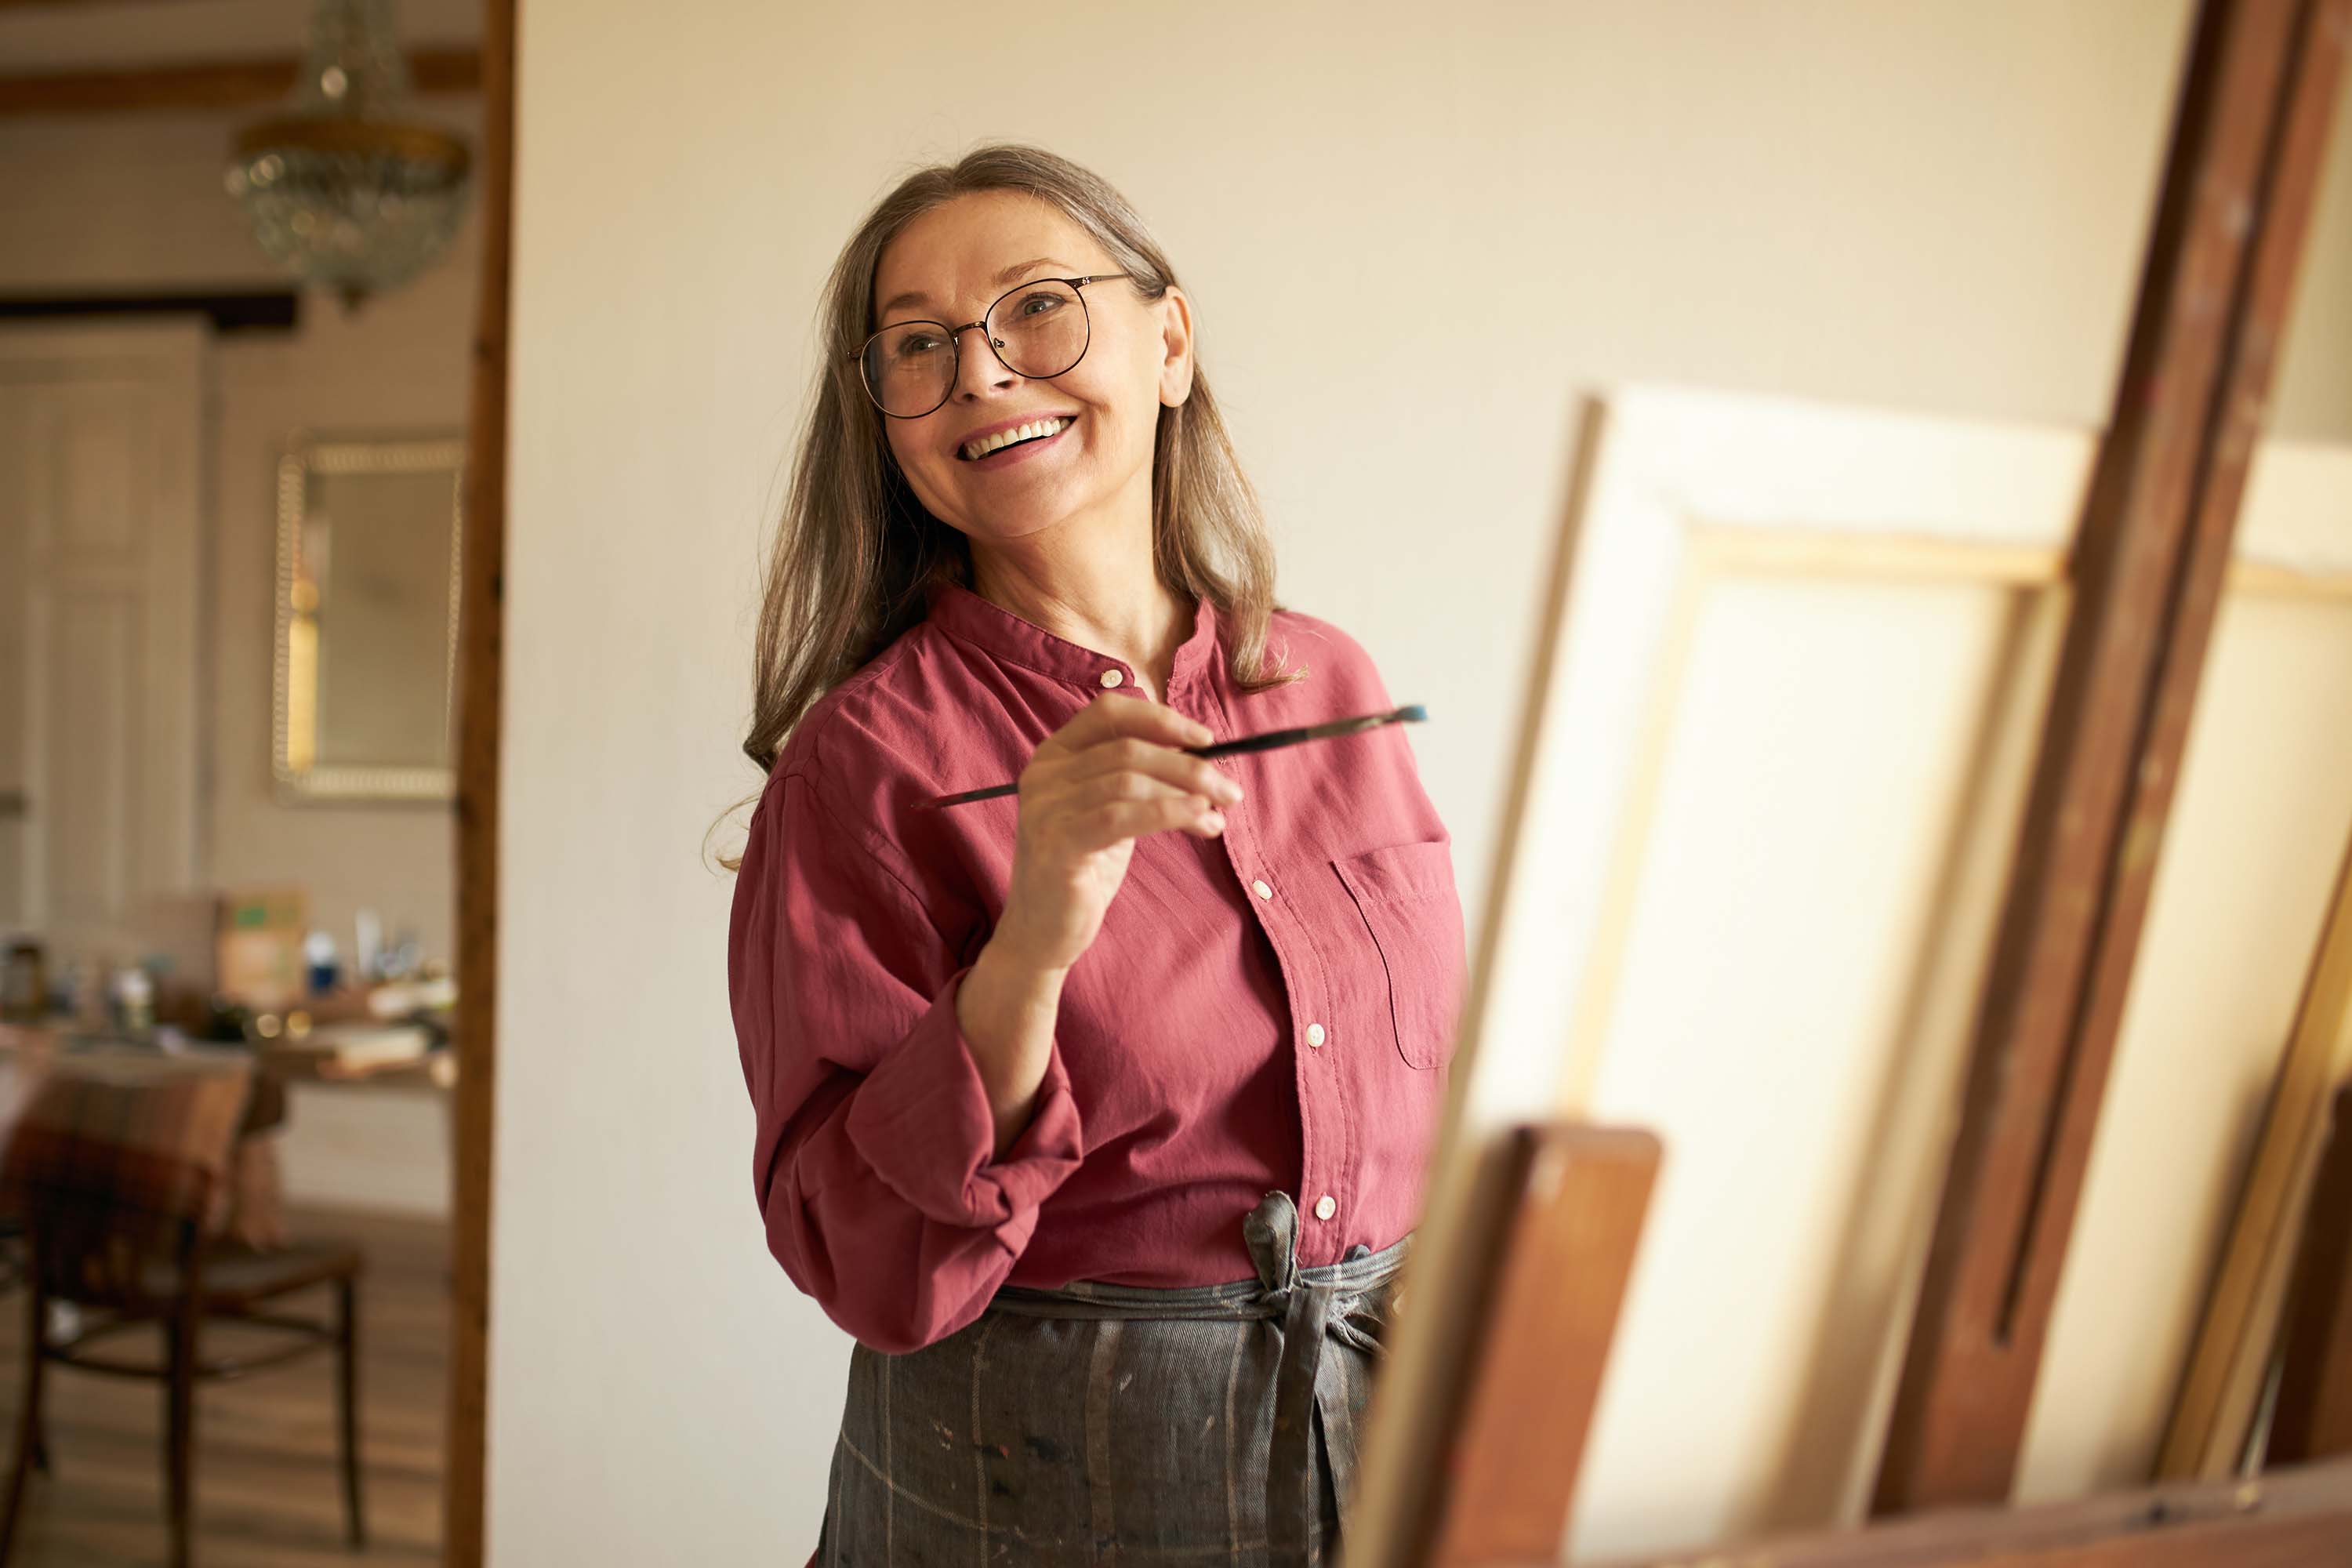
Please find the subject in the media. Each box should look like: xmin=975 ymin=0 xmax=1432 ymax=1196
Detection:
xmin=960 ymin=415 xmax=1076 ymax=462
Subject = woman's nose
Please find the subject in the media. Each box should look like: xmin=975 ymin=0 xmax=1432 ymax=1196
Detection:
xmin=949 ymin=321 xmax=1018 ymax=401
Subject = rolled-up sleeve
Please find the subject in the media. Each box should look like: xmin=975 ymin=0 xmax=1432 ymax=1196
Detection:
xmin=728 ymin=767 xmax=1084 ymax=1353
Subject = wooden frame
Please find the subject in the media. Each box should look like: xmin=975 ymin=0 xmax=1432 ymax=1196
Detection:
xmin=1592 ymin=441 xmax=2352 ymax=1534
xmin=1566 ymin=438 xmax=2352 ymax=1137
xmin=444 ymin=0 xmax=514 ymax=1563
xmin=1554 ymin=1456 xmax=2352 ymax=1568
xmin=2162 ymin=800 xmax=2352 ymax=1474
xmin=270 ymin=432 xmax=467 ymax=804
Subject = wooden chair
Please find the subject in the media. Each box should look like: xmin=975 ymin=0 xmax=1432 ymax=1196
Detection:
xmin=0 ymin=1054 xmax=366 ymax=1567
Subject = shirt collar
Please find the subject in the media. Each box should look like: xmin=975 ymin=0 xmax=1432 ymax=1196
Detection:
xmin=923 ymin=579 xmax=1220 ymax=699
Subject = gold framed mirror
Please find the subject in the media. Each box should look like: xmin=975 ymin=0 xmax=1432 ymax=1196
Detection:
xmin=271 ymin=431 xmax=465 ymax=803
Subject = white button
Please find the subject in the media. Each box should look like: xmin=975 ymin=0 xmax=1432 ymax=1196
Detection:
xmin=1313 ymin=1195 xmax=1337 ymax=1221
xmin=1251 ymin=879 xmax=1272 ymax=900
xmin=1305 ymin=1023 xmax=1326 ymax=1047
xmin=1099 ymin=669 xmax=1123 ymax=688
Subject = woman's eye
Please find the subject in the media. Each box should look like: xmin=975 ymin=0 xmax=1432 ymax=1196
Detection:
xmin=1014 ymin=292 xmax=1065 ymax=318
xmin=893 ymin=334 xmax=942 ymax=358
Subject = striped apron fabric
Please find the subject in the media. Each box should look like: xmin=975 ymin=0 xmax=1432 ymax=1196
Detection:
xmin=810 ymin=1189 xmax=1412 ymax=1566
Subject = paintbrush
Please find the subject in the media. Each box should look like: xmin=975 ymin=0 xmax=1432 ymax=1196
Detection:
xmin=920 ymin=704 xmax=1428 ymax=810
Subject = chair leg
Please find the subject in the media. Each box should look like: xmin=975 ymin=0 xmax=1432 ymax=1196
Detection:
xmin=165 ymin=1296 xmax=198 ymax=1568
xmin=336 ymin=1274 xmax=365 ymax=1548
xmin=26 ymin=1330 xmax=46 ymax=1478
xmin=25 ymin=1374 xmax=45 ymax=1480
xmin=0 ymin=1280 xmax=49 ymax=1566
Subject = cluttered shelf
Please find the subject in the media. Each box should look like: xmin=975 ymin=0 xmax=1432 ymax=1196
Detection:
xmin=2 ymin=886 xmax=458 ymax=1087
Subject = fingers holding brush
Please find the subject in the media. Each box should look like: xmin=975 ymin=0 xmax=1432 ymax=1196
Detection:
xmin=994 ymin=691 xmax=1236 ymax=974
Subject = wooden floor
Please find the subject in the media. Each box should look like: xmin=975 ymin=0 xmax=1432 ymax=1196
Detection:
xmin=0 ymin=1208 xmax=448 ymax=1566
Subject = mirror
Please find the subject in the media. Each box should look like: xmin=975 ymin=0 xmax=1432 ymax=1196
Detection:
xmin=271 ymin=432 xmax=465 ymax=802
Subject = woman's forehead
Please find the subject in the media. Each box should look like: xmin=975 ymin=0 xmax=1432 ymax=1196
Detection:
xmin=873 ymin=191 xmax=1106 ymax=318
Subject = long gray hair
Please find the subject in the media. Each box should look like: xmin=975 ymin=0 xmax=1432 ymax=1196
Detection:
xmin=720 ymin=144 xmax=1304 ymax=867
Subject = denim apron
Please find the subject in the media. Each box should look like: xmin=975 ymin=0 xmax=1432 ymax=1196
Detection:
xmin=810 ymin=1189 xmax=1411 ymax=1566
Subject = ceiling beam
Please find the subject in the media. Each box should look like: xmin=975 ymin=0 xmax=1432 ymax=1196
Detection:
xmin=0 ymin=46 xmax=479 ymax=117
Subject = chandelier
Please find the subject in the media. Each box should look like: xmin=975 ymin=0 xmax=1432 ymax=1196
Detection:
xmin=224 ymin=0 xmax=474 ymax=310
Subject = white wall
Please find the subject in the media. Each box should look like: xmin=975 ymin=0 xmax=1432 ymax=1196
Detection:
xmin=493 ymin=2 xmax=2352 ymax=1560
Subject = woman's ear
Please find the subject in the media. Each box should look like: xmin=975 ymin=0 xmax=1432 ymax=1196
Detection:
xmin=1157 ymin=285 xmax=1196 ymax=408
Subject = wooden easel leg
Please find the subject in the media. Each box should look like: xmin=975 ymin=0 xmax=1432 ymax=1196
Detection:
xmin=1418 ymin=1123 xmax=1661 ymax=1567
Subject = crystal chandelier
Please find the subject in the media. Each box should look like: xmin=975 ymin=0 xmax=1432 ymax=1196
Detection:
xmin=225 ymin=0 xmax=474 ymax=310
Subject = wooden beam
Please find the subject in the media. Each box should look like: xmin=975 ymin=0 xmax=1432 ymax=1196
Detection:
xmin=0 ymin=47 xmax=480 ymax=117
xmin=442 ymin=0 xmax=510 ymax=1563
xmin=1423 ymin=1124 xmax=1660 ymax=1568
xmin=1505 ymin=1456 xmax=2352 ymax=1568
xmin=0 ymin=289 xmax=297 ymax=332
xmin=1871 ymin=0 xmax=2351 ymax=1515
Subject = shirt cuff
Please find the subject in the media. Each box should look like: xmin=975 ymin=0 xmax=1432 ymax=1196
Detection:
xmin=842 ymin=963 xmax=1083 ymax=1245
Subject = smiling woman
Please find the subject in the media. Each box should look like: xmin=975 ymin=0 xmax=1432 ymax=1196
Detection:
xmin=730 ymin=149 xmax=1304 ymax=760
xmin=723 ymin=144 xmax=1466 ymax=1568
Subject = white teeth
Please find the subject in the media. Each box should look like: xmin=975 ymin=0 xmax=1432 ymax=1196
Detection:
xmin=963 ymin=416 xmax=1069 ymax=461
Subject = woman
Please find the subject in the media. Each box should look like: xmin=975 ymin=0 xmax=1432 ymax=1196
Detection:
xmin=727 ymin=143 xmax=1468 ymax=1567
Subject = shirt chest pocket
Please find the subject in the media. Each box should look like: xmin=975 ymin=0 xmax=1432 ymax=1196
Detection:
xmin=1330 ymin=840 xmax=1468 ymax=1070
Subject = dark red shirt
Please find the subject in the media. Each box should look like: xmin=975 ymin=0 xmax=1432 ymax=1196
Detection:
xmin=728 ymin=580 xmax=1465 ymax=1353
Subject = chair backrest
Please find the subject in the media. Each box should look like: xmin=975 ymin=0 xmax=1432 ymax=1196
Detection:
xmin=0 ymin=1052 xmax=252 ymax=1308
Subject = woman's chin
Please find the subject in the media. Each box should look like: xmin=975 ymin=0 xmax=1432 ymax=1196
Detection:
xmin=962 ymin=490 xmax=1091 ymax=539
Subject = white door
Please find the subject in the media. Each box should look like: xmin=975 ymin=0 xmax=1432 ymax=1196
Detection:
xmin=0 ymin=321 xmax=205 ymax=967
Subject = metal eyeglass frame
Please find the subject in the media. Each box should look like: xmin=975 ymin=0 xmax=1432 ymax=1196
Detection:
xmin=851 ymin=273 xmax=1134 ymax=419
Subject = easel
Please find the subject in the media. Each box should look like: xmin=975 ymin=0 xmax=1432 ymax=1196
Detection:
xmin=1348 ymin=1 xmax=2352 ymax=1563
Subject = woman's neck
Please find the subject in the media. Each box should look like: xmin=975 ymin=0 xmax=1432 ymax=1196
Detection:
xmin=970 ymin=545 xmax=1189 ymax=701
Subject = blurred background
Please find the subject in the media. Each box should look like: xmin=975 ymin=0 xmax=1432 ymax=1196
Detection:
xmin=2 ymin=1 xmax=478 ymax=1562
xmin=0 ymin=0 xmax=2346 ymax=1565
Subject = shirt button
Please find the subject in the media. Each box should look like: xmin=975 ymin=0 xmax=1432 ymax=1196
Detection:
xmin=1305 ymin=1022 xmax=1326 ymax=1047
xmin=1251 ymin=879 xmax=1272 ymax=900
xmin=1313 ymin=1195 xmax=1338 ymax=1221
xmin=1099 ymin=669 xmax=1123 ymax=688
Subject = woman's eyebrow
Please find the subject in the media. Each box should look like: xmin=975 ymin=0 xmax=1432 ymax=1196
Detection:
xmin=878 ymin=256 xmax=1079 ymax=320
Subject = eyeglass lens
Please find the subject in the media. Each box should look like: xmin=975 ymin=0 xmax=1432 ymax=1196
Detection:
xmin=862 ymin=279 xmax=1092 ymax=418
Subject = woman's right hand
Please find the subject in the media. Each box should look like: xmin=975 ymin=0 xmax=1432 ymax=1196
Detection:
xmin=992 ymin=691 xmax=1245 ymax=975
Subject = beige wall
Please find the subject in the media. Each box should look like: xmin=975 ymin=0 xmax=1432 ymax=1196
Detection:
xmin=495 ymin=1 xmax=2352 ymax=1561
xmin=0 ymin=107 xmax=481 ymax=971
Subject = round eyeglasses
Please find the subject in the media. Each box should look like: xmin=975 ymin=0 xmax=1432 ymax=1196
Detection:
xmin=853 ymin=273 xmax=1133 ymax=419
